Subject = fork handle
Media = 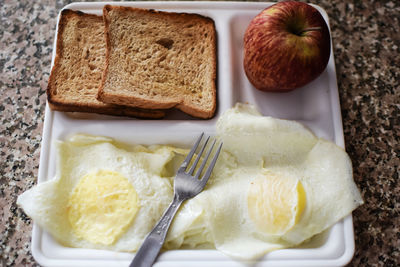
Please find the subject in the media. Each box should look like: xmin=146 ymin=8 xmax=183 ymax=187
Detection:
xmin=129 ymin=194 xmax=183 ymax=267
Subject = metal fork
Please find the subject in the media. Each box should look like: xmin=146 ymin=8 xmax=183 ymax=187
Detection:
xmin=130 ymin=133 xmax=222 ymax=267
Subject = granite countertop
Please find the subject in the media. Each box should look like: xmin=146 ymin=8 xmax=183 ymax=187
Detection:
xmin=1 ymin=0 xmax=399 ymax=266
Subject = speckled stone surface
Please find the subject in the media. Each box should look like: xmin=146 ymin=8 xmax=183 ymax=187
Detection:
xmin=1 ymin=0 xmax=399 ymax=266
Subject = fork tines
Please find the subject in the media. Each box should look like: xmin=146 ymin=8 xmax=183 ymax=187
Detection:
xmin=179 ymin=133 xmax=222 ymax=183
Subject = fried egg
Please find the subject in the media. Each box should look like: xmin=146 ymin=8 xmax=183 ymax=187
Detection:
xmin=17 ymin=134 xmax=179 ymax=251
xmin=165 ymin=103 xmax=363 ymax=259
xmin=17 ymin=103 xmax=363 ymax=260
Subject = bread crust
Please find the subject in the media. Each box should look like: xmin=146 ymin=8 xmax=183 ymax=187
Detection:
xmin=98 ymin=5 xmax=217 ymax=119
xmin=47 ymin=9 xmax=165 ymax=119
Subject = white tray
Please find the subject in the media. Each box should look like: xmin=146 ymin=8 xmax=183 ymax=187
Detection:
xmin=33 ymin=2 xmax=355 ymax=266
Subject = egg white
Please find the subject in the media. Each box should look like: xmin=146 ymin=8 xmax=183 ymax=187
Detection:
xmin=17 ymin=134 xmax=177 ymax=251
xmin=165 ymin=103 xmax=363 ymax=260
xmin=18 ymin=103 xmax=363 ymax=261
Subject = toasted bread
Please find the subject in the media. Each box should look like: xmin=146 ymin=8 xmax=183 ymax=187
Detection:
xmin=47 ymin=9 xmax=165 ymax=119
xmin=98 ymin=5 xmax=217 ymax=119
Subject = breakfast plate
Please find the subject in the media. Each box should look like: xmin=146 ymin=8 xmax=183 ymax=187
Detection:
xmin=33 ymin=1 xmax=356 ymax=266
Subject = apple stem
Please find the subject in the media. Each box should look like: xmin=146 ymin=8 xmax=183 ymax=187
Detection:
xmin=299 ymin=27 xmax=322 ymax=35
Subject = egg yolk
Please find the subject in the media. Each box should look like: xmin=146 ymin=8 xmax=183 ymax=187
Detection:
xmin=247 ymin=172 xmax=306 ymax=235
xmin=67 ymin=170 xmax=139 ymax=245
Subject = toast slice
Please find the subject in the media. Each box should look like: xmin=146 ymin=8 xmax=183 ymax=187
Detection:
xmin=98 ymin=5 xmax=217 ymax=119
xmin=47 ymin=9 xmax=165 ymax=119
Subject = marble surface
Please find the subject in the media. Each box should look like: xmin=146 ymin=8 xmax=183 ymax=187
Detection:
xmin=0 ymin=0 xmax=399 ymax=266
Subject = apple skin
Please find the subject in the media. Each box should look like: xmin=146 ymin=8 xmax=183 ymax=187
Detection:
xmin=243 ymin=1 xmax=331 ymax=92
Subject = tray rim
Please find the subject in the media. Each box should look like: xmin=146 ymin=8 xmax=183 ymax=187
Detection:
xmin=32 ymin=1 xmax=355 ymax=266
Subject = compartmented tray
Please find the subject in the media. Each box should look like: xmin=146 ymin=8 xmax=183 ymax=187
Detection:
xmin=33 ymin=2 xmax=355 ymax=266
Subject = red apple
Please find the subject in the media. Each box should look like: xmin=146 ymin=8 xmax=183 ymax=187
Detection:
xmin=243 ymin=1 xmax=331 ymax=92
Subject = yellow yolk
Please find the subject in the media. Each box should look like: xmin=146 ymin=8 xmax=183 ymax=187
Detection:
xmin=67 ymin=170 xmax=139 ymax=245
xmin=247 ymin=172 xmax=306 ymax=235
